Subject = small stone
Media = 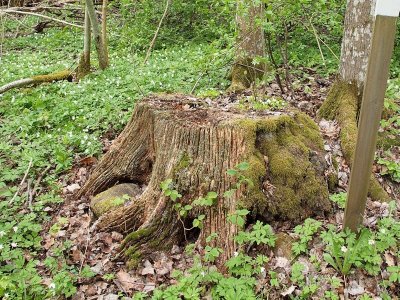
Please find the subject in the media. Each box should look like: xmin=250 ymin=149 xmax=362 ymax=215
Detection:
xmin=91 ymin=183 xmax=141 ymax=217
xmin=66 ymin=183 xmax=80 ymax=193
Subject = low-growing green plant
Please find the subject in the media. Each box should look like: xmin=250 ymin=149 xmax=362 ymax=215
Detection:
xmin=292 ymin=218 xmax=322 ymax=256
xmin=329 ymin=192 xmax=347 ymax=209
xmin=321 ymin=227 xmax=383 ymax=275
xmin=377 ymin=157 xmax=400 ymax=183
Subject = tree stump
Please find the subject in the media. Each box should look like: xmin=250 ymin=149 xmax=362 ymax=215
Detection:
xmin=77 ymin=94 xmax=332 ymax=266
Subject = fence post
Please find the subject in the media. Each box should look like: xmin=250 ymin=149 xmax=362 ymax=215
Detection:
xmin=343 ymin=0 xmax=399 ymax=231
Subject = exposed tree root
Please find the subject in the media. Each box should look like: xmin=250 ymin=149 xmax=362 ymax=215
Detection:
xmin=318 ymin=81 xmax=390 ymax=201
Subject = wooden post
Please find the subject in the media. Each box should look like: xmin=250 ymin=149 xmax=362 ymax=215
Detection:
xmin=344 ymin=1 xmax=399 ymax=231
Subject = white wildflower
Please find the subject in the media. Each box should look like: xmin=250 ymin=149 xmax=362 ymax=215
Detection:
xmin=368 ymin=239 xmax=375 ymax=245
xmin=49 ymin=282 xmax=56 ymax=289
xmin=13 ymin=226 xmax=18 ymax=233
xmin=11 ymin=242 xmax=17 ymax=248
xmin=0 ymin=231 xmax=5 ymax=237
xmin=260 ymin=267 xmax=266 ymax=273
xmin=233 ymin=252 xmax=239 ymax=257
xmin=341 ymin=246 xmax=348 ymax=253
xmin=200 ymin=271 xmax=205 ymax=277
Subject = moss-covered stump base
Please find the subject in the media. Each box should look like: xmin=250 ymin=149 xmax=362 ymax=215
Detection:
xmin=318 ymin=81 xmax=390 ymax=202
xmin=78 ymin=94 xmax=332 ymax=266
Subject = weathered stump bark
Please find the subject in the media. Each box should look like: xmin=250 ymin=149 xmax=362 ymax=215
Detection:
xmin=78 ymin=94 xmax=332 ymax=266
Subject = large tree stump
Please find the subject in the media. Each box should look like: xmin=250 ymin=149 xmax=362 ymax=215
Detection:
xmin=78 ymin=94 xmax=332 ymax=266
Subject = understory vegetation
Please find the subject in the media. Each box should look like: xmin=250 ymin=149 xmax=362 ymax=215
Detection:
xmin=0 ymin=0 xmax=399 ymax=299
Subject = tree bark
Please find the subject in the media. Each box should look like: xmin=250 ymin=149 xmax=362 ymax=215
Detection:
xmin=339 ymin=0 xmax=375 ymax=91
xmin=77 ymin=9 xmax=91 ymax=80
xmin=318 ymin=0 xmax=389 ymax=202
xmin=78 ymin=95 xmax=332 ymax=267
xmin=101 ymin=0 xmax=109 ymax=63
xmin=229 ymin=0 xmax=266 ymax=92
xmin=86 ymin=0 xmax=108 ymax=70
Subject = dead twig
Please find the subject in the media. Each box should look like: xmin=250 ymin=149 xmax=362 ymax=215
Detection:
xmin=143 ymin=0 xmax=170 ymax=64
xmin=10 ymin=158 xmax=33 ymax=204
xmin=1 ymin=9 xmax=84 ymax=28
xmin=31 ymin=165 xmax=51 ymax=199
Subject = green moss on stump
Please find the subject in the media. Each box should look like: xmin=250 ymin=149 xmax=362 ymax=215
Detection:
xmin=234 ymin=111 xmax=331 ymax=221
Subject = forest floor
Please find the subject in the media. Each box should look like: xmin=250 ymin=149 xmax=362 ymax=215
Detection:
xmin=0 ymin=17 xmax=399 ymax=300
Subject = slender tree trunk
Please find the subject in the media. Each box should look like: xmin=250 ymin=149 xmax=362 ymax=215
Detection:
xmin=86 ymin=0 xmax=108 ymax=70
xmin=318 ymin=0 xmax=389 ymax=202
xmin=101 ymin=0 xmax=109 ymax=63
xmin=339 ymin=0 xmax=376 ymax=91
xmin=229 ymin=0 xmax=266 ymax=92
xmin=77 ymin=9 xmax=91 ymax=79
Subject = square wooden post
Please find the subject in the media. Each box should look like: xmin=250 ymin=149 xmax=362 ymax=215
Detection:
xmin=343 ymin=2 xmax=399 ymax=231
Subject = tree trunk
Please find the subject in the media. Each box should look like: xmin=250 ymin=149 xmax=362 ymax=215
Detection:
xmin=77 ymin=9 xmax=91 ymax=80
xmin=101 ymin=0 xmax=109 ymax=63
xmin=318 ymin=0 xmax=389 ymax=201
xmin=339 ymin=0 xmax=375 ymax=91
xmin=229 ymin=0 xmax=266 ymax=92
xmin=86 ymin=0 xmax=109 ymax=70
xmin=78 ymin=95 xmax=332 ymax=267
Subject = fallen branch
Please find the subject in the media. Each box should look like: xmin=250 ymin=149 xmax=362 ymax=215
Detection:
xmin=10 ymin=158 xmax=33 ymax=204
xmin=1 ymin=8 xmax=84 ymax=28
xmin=0 ymin=70 xmax=73 ymax=94
xmin=143 ymin=0 xmax=170 ymax=64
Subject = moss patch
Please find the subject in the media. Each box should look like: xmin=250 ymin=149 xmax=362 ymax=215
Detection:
xmin=32 ymin=70 xmax=72 ymax=83
xmin=234 ymin=111 xmax=331 ymax=222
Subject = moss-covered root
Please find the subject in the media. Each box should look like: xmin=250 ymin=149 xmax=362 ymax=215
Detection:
xmin=228 ymin=58 xmax=264 ymax=93
xmin=318 ymin=81 xmax=390 ymax=202
xmin=0 ymin=70 xmax=73 ymax=94
xmin=121 ymin=207 xmax=182 ymax=269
